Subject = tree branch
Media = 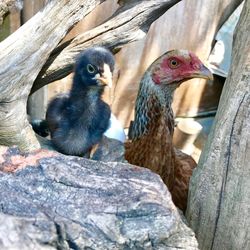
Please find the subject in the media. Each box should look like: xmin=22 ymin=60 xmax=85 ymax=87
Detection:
xmin=0 ymin=0 xmax=104 ymax=151
xmin=31 ymin=0 xmax=181 ymax=94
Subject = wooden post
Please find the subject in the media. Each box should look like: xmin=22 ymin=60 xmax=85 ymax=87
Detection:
xmin=23 ymin=0 xmax=48 ymax=119
xmin=186 ymin=0 xmax=250 ymax=249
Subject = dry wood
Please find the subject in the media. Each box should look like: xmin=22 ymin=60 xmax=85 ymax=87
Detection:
xmin=0 ymin=0 xmax=18 ymax=22
xmin=0 ymin=0 xmax=104 ymax=151
xmin=0 ymin=145 xmax=198 ymax=249
xmin=31 ymin=0 xmax=181 ymax=94
xmin=186 ymin=0 xmax=250 ymax=249
xmin=0 ymin=0 xmax=181 ymax=151
xmin=25 ymin=0 xmax=48 ymax=121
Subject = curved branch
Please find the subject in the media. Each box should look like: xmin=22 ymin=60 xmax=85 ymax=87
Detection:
xmin=0 ymin=0 xmax=104 ymax=151
xmin=31 ymin=0 xmax=181 ymax=94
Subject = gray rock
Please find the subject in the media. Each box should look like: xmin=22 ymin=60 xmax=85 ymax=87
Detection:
xmin=91 ymin=136 xmax=126 ymax=163
xmin=0 ymin=146 xmax=198 ymax=249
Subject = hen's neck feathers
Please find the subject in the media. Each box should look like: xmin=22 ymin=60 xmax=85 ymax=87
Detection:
xmin=130 ymin=71 xmax=177 ymax=140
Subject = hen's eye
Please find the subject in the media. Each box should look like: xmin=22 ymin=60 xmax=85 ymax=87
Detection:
xmin=86 ymin=64 xmax=96 ymax=74
xmin=169 ymin=59 xmax=179 ymax=68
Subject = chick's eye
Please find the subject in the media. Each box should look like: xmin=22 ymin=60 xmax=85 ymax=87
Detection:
xmin=86 ymin=64 xmax=95 ymax=74
xmin=169 ymin=59 xmax=179 ymax=68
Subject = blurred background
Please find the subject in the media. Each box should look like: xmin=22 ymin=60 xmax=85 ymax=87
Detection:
xmin=0 ymin=0 xmax=243 ymax=162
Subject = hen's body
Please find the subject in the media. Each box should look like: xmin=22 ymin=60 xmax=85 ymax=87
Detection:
xmin=126 ymin=73 xmax=176 ymax=185
xmin=125 ymin=51 xmax=212 ymax=211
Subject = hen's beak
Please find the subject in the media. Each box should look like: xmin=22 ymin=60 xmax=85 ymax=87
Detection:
xmin=191 ymin=64 xmax=213 ymax=80
xmin=95 ymin=64 xmax=113 ymax=88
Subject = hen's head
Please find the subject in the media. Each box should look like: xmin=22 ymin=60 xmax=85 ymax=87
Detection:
xmin=149 ymin=50 xmax=213 ymax=86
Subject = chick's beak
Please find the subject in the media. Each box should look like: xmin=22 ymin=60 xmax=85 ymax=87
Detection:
xmin=191 ymin=64 xmax=213 ymax=81
xmin=96 ymin=75 xmax=113 ymax=88
xmin=95 ymin=64 xmax=113 ymax=88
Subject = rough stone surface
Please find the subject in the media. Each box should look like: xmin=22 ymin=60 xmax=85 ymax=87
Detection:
xmin=92 ymin=136 xmax=126 ymax=163
xmin=0 ymin=146 xmax=198 ymax=249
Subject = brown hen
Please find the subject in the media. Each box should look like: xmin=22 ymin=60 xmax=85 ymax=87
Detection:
xmin=125 ymin=50 xmax=213 ymax=211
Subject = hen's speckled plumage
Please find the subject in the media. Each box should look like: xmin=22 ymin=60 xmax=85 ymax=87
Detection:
xmin=125 ymin=50 xmax=213 ymax=211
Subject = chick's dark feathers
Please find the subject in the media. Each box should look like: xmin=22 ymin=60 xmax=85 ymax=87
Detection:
xmin=46 ymin=47 xmax=114 ymax=156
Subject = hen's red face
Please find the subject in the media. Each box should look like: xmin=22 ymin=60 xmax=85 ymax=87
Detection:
xmin=151 ymin=50 xmax=213 ymax=85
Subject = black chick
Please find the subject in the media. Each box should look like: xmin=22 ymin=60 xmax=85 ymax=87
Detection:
xmin=46 ymin=47 xmax=115 ymax=156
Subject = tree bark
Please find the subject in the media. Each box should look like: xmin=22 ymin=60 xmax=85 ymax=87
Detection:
xmin=0 ymin=0 xmax=104 ymax=151
xmin=186 ymin=0 xmax=250 ymax=249
xmin=31 ymin=0 xmax=181 ymax=94
xmin=25 ymin=0 xmax=48 ymax=121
